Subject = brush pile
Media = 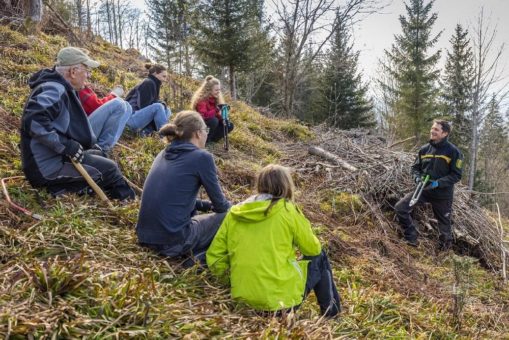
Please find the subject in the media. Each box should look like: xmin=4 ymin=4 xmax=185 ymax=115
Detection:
xmin=287 ymin=125 xmax=504 ymax=271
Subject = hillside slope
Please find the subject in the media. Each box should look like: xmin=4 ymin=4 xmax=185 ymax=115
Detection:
xmin=1 ymin=27 xmax=508 ymax=338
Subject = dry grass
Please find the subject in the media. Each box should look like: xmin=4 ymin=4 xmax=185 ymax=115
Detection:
xmin=1 ymin=26 xmax=509 ymax=339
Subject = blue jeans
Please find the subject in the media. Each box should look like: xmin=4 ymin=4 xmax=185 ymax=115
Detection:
xmin=88 ymin=98 xmax=132 ymax=151
xmin=126 ymin=103 xmax=171 ymax=134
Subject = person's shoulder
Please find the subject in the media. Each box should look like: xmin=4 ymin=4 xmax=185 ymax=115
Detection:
xmin=446 ymin=140 xmax=462 ymax=155
xmin=195 ymin=148 xmax=214 ymax=161
xmin=32 ymin=81 xmax=66 ymax=100
xmin=78 ymin=86 xmax=93 ymax=96
xmin=418 ymin=143 xmax=431 ymax=152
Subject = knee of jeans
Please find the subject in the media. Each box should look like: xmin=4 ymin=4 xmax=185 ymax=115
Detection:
xmin=153 ymin=103 xmax=165 ymax=112
xmin=109 ymin=98 xmax=125 ymax=110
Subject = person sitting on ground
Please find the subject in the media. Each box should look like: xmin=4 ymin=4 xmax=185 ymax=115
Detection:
xmin=206 ymin=164 xmax=341 ymax=318
xmin=136 ymin=110 xmax=231 ymax=264
xmin=125 ymin=64 xmax=171 ymax=136
xmin=191 ymin=75 xmax=234 ymax=144
xmin=78 ymin=84 xmax=132 ymax=153
xmin=20 ymin=46 xmax=135 ymax=200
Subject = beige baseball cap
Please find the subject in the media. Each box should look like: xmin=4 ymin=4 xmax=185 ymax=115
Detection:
xmin=56 ymin=47 xmax=100 ymax=68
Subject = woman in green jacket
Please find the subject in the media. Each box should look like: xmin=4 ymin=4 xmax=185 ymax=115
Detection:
xmin=207 ymin=164 xmax=340 ymax=317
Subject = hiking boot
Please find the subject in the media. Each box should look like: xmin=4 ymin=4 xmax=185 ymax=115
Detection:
xmin=438 ymin=240 xmax=452 ymax=252
xmin=404 ymin=238 xmax=418 ymax=247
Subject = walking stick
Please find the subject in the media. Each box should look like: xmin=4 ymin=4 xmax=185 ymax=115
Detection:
xmin=409 ymin=174 xmax=430 ymax=207
xmin=219 ymin=104 xmax=230 ymax=151
xmin=1 ymin=176 xmax=43 ymax=220
xmin=71 ymin=159 xmax=113 ymax=207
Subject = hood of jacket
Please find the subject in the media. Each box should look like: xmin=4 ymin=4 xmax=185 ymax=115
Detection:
xmin=28 ymin=67 xmax=73 ymax=92
xmin=229 ymin=198 xmax=287 ymax=222
xmin=164 ymin=140 xmax=199 ymax=160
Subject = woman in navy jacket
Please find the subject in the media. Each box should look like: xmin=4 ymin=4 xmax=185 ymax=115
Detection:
xmin=136 ymin=110 xmax=231 ymax=264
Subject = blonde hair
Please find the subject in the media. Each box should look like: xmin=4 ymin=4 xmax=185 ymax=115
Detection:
xmin=190 ymin=75 xmax=225 ymax=109
xmin=159 ymin=110 xmax=206 ymax=142
xmin=256 ymin=164 xmax=295 ymax=215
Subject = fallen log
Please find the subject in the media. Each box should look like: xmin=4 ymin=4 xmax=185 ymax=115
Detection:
xmin=308 ymin=146 xmax=358 ymax=172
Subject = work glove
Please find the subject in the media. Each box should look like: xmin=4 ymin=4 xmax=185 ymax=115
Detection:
xmin=196 ymin=200 xmax=212 ymax=212
xmin=64 ymin=140 xmax=85 ymax=163
xmin=429 ymin=180 xmax=439 ymax=189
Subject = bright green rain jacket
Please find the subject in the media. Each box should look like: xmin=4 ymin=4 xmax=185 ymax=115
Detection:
xmin=206 ymin=198 xmax=321 ymax=311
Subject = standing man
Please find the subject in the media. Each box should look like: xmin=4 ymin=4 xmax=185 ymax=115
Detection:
xmin=20 ymin=47 xmax=135 ymax=200
xmin=395 ymin=120 xmax=463 ymax=250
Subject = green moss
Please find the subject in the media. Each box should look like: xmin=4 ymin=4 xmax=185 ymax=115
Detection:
xmin=279 ymin=121 xmax=314 ymax=141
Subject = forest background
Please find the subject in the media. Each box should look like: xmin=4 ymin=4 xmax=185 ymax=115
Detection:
xmin=6 ymin=0 xmax=509 ymax=215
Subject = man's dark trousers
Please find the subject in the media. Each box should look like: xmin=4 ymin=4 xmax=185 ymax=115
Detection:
xmin=395 ymin=190 xmax=453 ymax=243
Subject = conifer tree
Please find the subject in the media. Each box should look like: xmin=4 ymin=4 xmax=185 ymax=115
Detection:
xmin=146 ymin=0 xmax=196 ymax=71
xmin=383 ymin=0 xmax=441 ymax=143
xmin=476 ymin=95 xmax=509 ymax=207
xmin=193 ymin=0 xmax=270 ymax=100
xmin=442 ymin=24 xmax=474 ymax=159
xmin=319 ymin=14 xmax=373 ymax=129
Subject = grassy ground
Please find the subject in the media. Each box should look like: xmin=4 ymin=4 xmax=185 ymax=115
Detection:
xmin=1 ymin=26 xmax=508 ymax=339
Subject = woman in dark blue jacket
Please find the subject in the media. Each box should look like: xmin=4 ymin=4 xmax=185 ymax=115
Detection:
xmin=125 ymin=64 xmax=171 ymax=136
xmin=136 ymin=110 xmax=231 ymax=263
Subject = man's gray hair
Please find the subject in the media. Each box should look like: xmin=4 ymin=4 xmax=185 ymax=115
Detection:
xmin=55 ymin=65 xmax=72 ymax=76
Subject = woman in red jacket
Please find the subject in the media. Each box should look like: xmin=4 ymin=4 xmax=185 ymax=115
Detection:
xmin=78 ymin=85 xmax=131 ymax=153
xmin=191 ymin=75 xmax=233 ymax=144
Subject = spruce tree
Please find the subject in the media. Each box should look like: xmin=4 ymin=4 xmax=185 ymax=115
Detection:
xmin=193 ymin=0 xmax=270 ymax=100
xmin=384 ymin=0 xmax=441 ymax=143
xmin=442 ymin=24 xmax=474 ymax=159
xmin=145 ymin=0 xmax=195 ymax=69
xmin=476 ymin=95 xmax=509 ymax=207
xmin=319 ymin=14 xmax=373 ymax=129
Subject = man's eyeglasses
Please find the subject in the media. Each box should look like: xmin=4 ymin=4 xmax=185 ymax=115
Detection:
xmin=73 ymin=65 xmax=91 ymax=76
xmin=201 ymin=127 xmax=210 ymax=134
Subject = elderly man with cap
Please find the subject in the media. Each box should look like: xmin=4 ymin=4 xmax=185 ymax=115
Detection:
xmin=20 ymin=47 xmax=135 ymax=200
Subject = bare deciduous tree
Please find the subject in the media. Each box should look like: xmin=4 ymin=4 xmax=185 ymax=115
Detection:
xmin=271 ymin=0 xmax=382 ymax=117
xmin=467 ymin=8 xmax=508 ymax=190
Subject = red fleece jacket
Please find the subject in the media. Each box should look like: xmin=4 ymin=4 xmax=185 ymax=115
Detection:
xmin=195 ymin=97 xmax=222 ymax=120
xmin=78 ymin=87 xmax=116 ymax=116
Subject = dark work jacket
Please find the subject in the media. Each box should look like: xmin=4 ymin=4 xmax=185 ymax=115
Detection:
xmin=136 ymin=141 xmax=231 ymax=245
xmin=411 ymin=138 xmax=463 ymax=199
xmin=125 ymin=74 xmax=161 ymax=111
xmin=20 ymin=68 xmax=95 ymax=187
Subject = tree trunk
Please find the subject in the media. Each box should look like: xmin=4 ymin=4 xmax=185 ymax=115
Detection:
xmin=468 ymin=112 xmax=478 ymax=190
xmin=111 ymin=0 xmax=118 ymax=45
xmin=86 ymin=0 xmax=92 ymax=36
xmin=105 ymin=0 xmax=113 ymax=43
xmin=229 ymin=64 xmax=237 ymax=100
xmin=24 ymin=0 xmax=43 ymax=33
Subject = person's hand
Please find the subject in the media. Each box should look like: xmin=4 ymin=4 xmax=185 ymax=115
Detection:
xmin=217 ymin=104 xmax=230 ymax=110
xmin=414 ymin=176 xmax=422 ymax=184
xmin=429 ymin=180 xmax=439 ymax=189
xmin=196 ymin=200 xmax=212 ymax=212
xmin=65 ymin=141 xmax=85 ymax=163
xmin=111 ymin=85 xmax=124 ymax=97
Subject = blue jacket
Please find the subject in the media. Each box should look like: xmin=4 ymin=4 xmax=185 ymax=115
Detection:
xmin=20 ymin=68 xmax=96 ymax=187
xmin=136 ymin=141 xmax=231 ymax=245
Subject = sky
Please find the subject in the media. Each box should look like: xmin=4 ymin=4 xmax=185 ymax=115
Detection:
xmin=353 ymin=0 xmax=509 ymax=86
